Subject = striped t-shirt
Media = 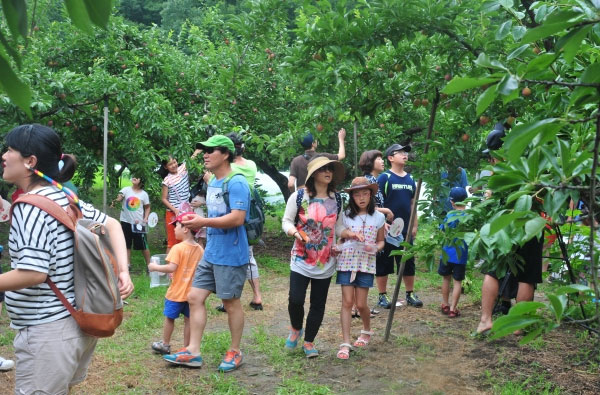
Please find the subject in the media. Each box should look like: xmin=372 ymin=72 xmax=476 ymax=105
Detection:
xmin=6 ymin=186 xmax=106 ymax=329
xmin=162 ymin=163 xmax=190 ymax=211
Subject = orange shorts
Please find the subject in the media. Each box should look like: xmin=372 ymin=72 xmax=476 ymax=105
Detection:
xmin=165 ymin=211 xmax=180 ymax=248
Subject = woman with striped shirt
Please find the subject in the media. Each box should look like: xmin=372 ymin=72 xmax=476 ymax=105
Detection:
xmin=0 ymin=124 xmax=133 ymax=393
xmin=161 ymin=150 xmax=200 ymax=253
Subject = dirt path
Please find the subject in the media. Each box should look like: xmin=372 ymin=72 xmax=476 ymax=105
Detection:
xmin=1 ymin=237 xmax=599 ymax=394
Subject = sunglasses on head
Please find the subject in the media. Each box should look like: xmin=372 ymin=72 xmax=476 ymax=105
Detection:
xmin=203 ymin=146 xmax=223 ymax=154
xmin=316 ymin=164 xmax=335 ymax=172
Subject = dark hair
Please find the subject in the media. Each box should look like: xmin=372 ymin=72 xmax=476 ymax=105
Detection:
xmin=131 ymin=174 xmax=145 ymax=189
xmin=346 ymin=188 xmax=375 ymax=218
xmin=216 ymin=147 xmax=235 ymax=163
xmin=304 ymin=176 xmax=337 ymax=199
xmin=5 ymin=124 xmax=76 ymax=185
xmin=226 ymin=133 xmax=245 ymax=157
xmin=358 ymin=150 xmax=383 ymax=174
xmin=158 ymin=155 xmax=176 ymax=179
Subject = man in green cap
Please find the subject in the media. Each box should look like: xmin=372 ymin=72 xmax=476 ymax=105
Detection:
xmin=164 ymin=135 xmax=251 ymax=372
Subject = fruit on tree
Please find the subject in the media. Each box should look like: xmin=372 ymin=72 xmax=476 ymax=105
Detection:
xmin=184 ymin=112 xmax=190 ymax=116
xmin=522 ymin=87 xmax=532 ymax=97
xmin=113 ymin=106 xmax=120 ymax=114
xmin=533 ymin=47 xmax=541 ymax=54
xmin=312 ymin=52 xmax=322 ymax=61
xmin=47 ymin=120 xmax=53 ymax=126
xmin=135 ymin=123 xmax=140 ymax=129
xmin=121 ymin=64 xmax=127 ymax=69
xmin=316 ymin=123 xmax=324 ymax=132
xmin=177 ymin=88 xmax=183 ymax=93
xmin=479 ymin=115 xmax=490 ymax=126
xmin=421 ymin=98 xmax=429 ymax=106
xmin=444 ymin=73 xmax=452 ymax=81
xmin=461 ymin=133 xmax=469 ymax=142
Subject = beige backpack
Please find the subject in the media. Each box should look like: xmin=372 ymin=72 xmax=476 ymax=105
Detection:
xmin=13 ymin=194 xmax=123 ymax=337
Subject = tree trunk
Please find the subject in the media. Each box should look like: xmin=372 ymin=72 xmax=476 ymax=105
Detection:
xmin=254 ymin=159 xmax=290 ymax=203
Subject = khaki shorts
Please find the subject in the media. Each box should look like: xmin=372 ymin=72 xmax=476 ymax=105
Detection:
xmin=14 ymin=316 xmax=97 ymax=394
xmin=246 ymin=245 xmax=259 ymax=280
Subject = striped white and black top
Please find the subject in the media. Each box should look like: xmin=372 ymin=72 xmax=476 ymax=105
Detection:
xmin=162 ymin=162 xmax=190 ymax=210
xmin=6 ymin=186 xmax=106 ymax=329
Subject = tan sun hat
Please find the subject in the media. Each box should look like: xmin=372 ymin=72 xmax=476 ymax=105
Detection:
xmin=305 ymin=156 xmax=345 ymax=186
xmin=343 ymin=177 xmax=379 ymax=195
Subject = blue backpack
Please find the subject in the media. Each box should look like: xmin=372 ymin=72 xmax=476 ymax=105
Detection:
xmin=221 ymin=173 xmax=265 ymax=245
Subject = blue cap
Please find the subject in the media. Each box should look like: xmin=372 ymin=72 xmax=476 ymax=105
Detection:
xmin=449 ymin=187 xmax=468 ymax=203
xmin=300 ymin=133 xmax=314 ymax=149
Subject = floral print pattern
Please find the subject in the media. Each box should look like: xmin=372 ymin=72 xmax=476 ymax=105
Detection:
xmin=292 ymin=197 xmax=338 ymax=266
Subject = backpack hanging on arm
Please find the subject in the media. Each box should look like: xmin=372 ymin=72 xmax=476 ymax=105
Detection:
xmin=12 ymin=194 xmax=124 ymax=338
xmin=221 ymin=173 xmax=265 ymax=245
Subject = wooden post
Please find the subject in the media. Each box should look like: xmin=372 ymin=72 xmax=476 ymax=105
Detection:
xmin=384 ymin=89 xmax=440 ymax=342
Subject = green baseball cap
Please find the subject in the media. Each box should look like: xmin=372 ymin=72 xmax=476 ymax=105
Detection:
xmin=197 ymin=135 xmax=235 ymax=154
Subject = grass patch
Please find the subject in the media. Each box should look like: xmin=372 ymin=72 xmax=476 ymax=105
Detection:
xmin=276 ymin=376 xmax=333 ymax=394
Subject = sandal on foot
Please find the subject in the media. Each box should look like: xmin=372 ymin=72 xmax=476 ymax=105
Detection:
xmin=337 ymin=343 xmax=352 ymax=360
xmin=353 ymin=330 xmax=374 ymax=347
xmin=351 ymin=308 xmax=359 ymax=318
xmin=448 ymin=309 xmax=460 ymax=318
xmin=441 ymin=304 xmax=450 ymax=315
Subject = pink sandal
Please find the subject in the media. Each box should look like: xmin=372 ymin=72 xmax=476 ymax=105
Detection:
xmin=337 ymin=343 xmax=352 ymax=360
xmin=353 ymin=330 xmax=374 ymax=347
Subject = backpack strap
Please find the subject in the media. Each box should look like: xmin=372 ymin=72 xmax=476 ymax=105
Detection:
xmin=221 ymin=172 xmax=245 ymax=210
xmin=11 ymin=194 xmax=79 ymax=231
xmin=334 ymin=192 xmax=342 ymax=215
xmin=10 ymin=194 xmax=81 ymax=316
xmin=381 ymin=171 xmax=392 ymax=199
xmin=294 ymin=188 xmax=305 ymax=225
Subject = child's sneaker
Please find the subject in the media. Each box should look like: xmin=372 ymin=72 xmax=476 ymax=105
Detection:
xmin=0 ymin=356 xmax=15 ymax=371
xmin=302 ymin=342 xmax=319 ymax=358
xmin=285 ymin=328 xmax=303 ymax=349
xmin=377 ymin=293 xmax=391 ymax=309
xmin=218 ymin=350 xmax=243 ymax=372
xmin=151 ymin=341 xmax=171 ymax=355
xmin=163 ymin=348 xmax=203 ymax=368
xmin=406 ymin=293 xmax=423 ymax=307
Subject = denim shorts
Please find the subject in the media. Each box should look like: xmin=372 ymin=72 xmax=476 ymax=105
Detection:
xmin=163 ymin=299 xmax=190 ymax=319
xmin=336 ymin=271 xmax=374 ymax=288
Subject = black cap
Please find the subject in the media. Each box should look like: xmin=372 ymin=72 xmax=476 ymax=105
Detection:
xmin=385 ymin=143 xmax=412 ymax=158
xmin=482 ymin=123 xmax=505 ymax=154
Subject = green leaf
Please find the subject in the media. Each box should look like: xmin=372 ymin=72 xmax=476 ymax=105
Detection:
xmin=556 ymin=25 xmax=593 ymax=64
xmin=64 ymin=0 xmax=94 ymax=34
xmin=491 ymin=316 xmax=540 ymax=338
xmin=83 ymin=0 xmax=113 ymax=28
xmin=554 ymin=284 xmax=592 ymax=294
xmin=579 ymin=62 xmax=600 ymax=84
xmin=1 ymin=0 xmax=28 ymax=38
xmin=521 ymin=20 xmax=581 ymax=43
xmin=490 ymin=212 xmax=526 ymax=234
xmin=499 ymin=0 xmax=514 ymax=9
xmin=524 ymin=217 xmax=546 ymax=240
xmin=525 ymin=53 xmax=559 ymax=72
xmin=514 ymin=194 xmax=532 ymax=211
xmin=503 ymin=119 xmax=561 ymax=162
xmin=512 ymin=26 xmax=527 ymax=41
xmin=0 ymin=29 xmax=22 ymax=68
xmin=506 ymin=191 xmax=528 ymax=205
xmin=496 ymin=20 xmax=513 ymax=40
xmin=0 ymin=54 xmax=32 ymax=117
xmin=507 ymin=44 xmax=529 ymax=60
xmin=474 ymin=53 xmax=508 ymax=71
xmin=441 ymin=77 xmax=500 ymax=95
xmin=546 ymin=293 xmax=566 ymax=321
xmin=497 ymin=74 xmax=518 ymax=95
xmin=487 ymin=174 xmax=525 ymax=191
xmin=476 ymin=86 xmax=498 ymax=116
xmin=508 ymin=301 xmax=546 ymax=316
xmin=519 ymin=326 xmax=544 ymax=345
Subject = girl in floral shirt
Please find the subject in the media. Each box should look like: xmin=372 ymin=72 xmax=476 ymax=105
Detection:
xmin=335 ymin=177 xmax=385 ymax=359
xmin=282 ymin=156 xmax=359 ymax=358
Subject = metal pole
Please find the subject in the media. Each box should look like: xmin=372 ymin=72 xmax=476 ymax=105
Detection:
xmin=103 ymin=96 xmax=108 ymax=213
xmin=384 ymin=89 xmax=440 ymax=342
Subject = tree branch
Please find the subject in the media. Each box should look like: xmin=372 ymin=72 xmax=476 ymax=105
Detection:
xmin=522 ymin=78 xmax=600 ymax=88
